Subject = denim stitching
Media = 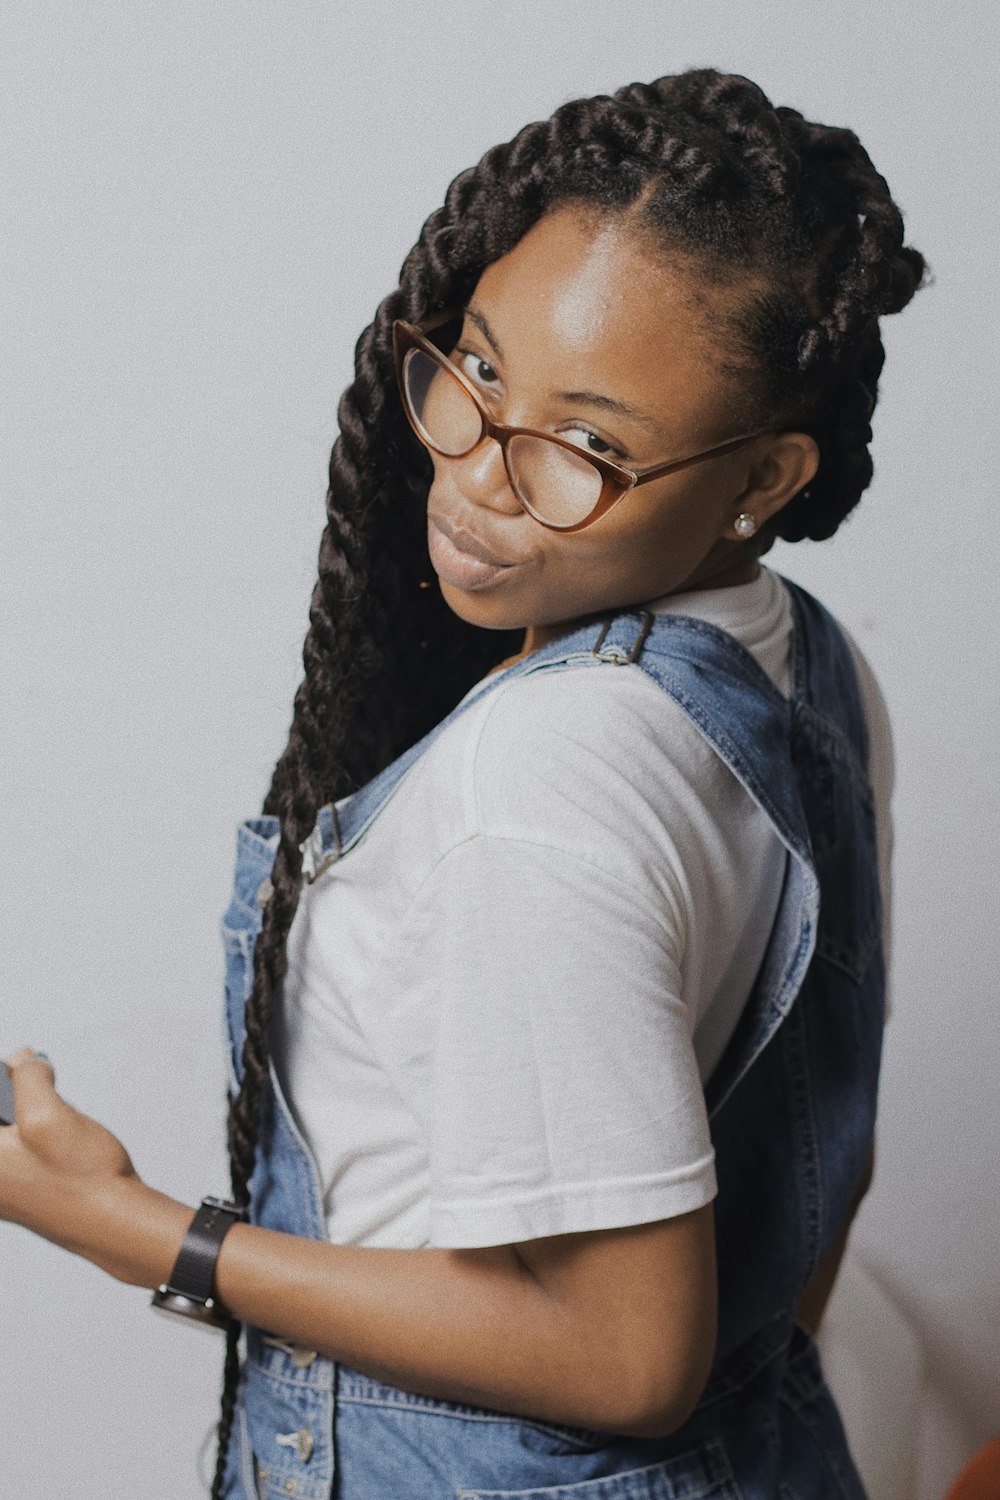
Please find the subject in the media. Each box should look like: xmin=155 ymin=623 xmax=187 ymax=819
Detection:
xmin=333 ymin=1384 xmax=604 ymax=1447
xmin=697 ymin=1316 xmax=791 ymax=1407
xmin=776 ymin=1384 xmax=861 ymax=1500
xmin=706 ymin=902 xmax=817 ymax=1123
xmin=651 ymin=677 xmax=801 ymax=854
xmin=453 ymin=1434 xmax=739 ymax=1498
xmin=781 ymin=1007 xmax=824 ymax=1284
xmin=243 ymin=1354 xmax=334 ymax=1396
xmin=794 ymin=703 xmax=874 ymax=807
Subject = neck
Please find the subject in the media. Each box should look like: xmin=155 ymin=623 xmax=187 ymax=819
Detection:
xmin=513 ymin=551 xmax=767 ymax=662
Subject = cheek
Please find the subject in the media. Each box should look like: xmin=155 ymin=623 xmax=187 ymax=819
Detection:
xmin=427 ymin=454 xmax=446 ymax=494
xmin=614 ymin=480 xmax=728 ymax=561
xmin=568 ymin=474 xmax=738 ymax=597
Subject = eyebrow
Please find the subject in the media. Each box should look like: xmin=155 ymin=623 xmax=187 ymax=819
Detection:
xmin=464 ymin=305 xmax=661 ymax=432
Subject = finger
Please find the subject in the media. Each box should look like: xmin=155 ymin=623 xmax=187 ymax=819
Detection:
xmin=3 ymin=1050 xmax=59 ymax=1120
xmin=4 ymin=1048 xmax=55 ymax=1080
xmin=4 ymin=1047 xmax=51 ymax=1070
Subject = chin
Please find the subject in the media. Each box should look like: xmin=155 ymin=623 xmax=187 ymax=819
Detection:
xmin=436 ymin=578 xmax=528 ymax=632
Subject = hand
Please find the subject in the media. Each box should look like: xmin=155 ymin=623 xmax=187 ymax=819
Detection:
xmin=0 ymin=1047 xmax=139 ymax=1264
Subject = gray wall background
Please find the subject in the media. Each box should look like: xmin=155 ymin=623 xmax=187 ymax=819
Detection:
xmin=2 ymin=2 xmax=997 ymax=1495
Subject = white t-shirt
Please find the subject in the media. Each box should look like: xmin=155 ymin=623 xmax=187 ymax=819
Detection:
xmin=271 ymin=567 xmax=893 ymax=1251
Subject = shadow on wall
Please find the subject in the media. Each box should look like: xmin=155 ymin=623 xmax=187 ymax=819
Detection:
xmin=817 ymin=1251 xmax=987 ymax=1500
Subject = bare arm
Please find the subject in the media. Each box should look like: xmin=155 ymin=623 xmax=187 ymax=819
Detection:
xmin=0 ymin=1050 xmax=717 ymax=1440
xmin=794 ymin=1144 xmax=875 ymax=1336
xmin=213 ymin=1206 xmax=717 ymax=1438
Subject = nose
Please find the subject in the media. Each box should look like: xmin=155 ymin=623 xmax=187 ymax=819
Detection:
xmin=441 ymin=433 xmax=524 ymax=516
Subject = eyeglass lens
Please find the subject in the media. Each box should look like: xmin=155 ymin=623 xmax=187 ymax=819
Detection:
xmin=402 ymin=348 xmax=605 ymax=528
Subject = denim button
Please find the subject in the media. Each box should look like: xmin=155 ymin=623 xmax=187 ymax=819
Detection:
xmin=256 ymin=878 xmax=273 ymax=908
xmin=276 ymin=1426 xmax=314 ymax=1463
xmin=260 ymin=1334 xmax=318 ymax=1368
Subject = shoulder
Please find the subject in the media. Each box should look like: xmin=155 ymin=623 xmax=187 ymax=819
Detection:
xmin=465 ymin=657 xmax=745 ymax=896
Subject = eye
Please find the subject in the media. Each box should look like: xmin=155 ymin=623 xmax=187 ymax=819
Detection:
xmin=455 ymin=349 xmax=500 ymax=388
xmin=560 ymin=426 xmax=624 ymax=460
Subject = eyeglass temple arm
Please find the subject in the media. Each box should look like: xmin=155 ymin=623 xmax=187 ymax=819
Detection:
xmin=637 ymin=429 xmax=772 ymax=484
xmin=403 ymin=307 xmax=462 ymax=336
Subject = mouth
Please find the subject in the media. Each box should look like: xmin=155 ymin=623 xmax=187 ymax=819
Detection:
xmin=427 ymin=512 xmax=520 ymax=590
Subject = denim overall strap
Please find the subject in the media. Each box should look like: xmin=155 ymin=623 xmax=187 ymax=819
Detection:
xmin=595 ymin=608 xmax=819 ymax=1119
xmin=699 ymin=579 xmax=884 ymax=1377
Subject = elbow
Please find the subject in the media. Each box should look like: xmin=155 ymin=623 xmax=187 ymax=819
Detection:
xmin=613 ymin=1382 xmax=708 ymax=1441
xmin=602 ymin=1341 xmax=716 ymax=1441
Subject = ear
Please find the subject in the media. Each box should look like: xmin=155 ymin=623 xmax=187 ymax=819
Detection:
xmin=721 ymin=432 xmax=820 ymax=541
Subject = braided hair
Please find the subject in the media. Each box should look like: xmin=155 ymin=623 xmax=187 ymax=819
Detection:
xmin=209 ymin=67 xmax=925 ymax=1491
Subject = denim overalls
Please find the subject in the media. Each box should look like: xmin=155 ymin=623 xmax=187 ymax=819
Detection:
xmin=219 ymin=576 xmax=884 ymax=1500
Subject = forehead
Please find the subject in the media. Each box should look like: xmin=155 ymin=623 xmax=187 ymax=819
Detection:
xmin=468 ymin=207 xmax=737 ymax=429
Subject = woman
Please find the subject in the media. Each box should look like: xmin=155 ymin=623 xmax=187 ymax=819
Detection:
xmin=0 ymin=68 xmax=923 ymax=1498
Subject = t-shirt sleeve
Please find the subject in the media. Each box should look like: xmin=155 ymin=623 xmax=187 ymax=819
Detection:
xmin=401 ymin=831 xmax=717 ymax=1249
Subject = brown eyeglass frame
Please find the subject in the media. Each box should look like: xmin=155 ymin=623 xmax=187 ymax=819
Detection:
xmin=392 ymin=310 xmax=773 ymax=533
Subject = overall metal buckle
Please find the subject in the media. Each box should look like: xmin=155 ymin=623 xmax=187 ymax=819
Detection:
xmin=591 ymin=609 xmax=655 ymax=664
xmin=300 ymin=803 xmax=343 ymax=884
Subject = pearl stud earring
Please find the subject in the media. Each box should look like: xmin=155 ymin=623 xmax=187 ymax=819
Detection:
xmin=734 ymin=512 xmax=758 ymax=539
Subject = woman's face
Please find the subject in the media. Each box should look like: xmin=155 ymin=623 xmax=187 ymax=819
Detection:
xmin=424 ymin=205 xmax=812 ymax=647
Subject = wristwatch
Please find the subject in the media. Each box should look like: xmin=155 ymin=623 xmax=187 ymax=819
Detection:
xmin=150 ymin=1196 xmax=245 ymax=1330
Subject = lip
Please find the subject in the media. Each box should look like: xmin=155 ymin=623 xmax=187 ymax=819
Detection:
xmin=428 ymin=511 xmax=513 ymax=567
xmin=427 ymin=512 xmax=520 ymax=591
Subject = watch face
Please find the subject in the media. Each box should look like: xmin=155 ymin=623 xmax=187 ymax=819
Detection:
xmin=201 ymin=1196 xmax=243 ymax=1217
xmin=150 ymin=1287 xmax=230 ymax=1332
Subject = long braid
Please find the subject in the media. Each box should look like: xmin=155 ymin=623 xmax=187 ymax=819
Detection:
xmin=210 ymin=68 xmax=924 ymax=1489
xmin=208 ymin=209 xmax=531 ymax=1500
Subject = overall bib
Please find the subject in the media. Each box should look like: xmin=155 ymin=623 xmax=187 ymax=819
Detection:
xmin=219 ymin=576 xmax=884 ymax=1500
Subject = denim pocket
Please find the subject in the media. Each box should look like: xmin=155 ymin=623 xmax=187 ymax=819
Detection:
xmin=455 ymin=1435 xmax=741 ymax=1499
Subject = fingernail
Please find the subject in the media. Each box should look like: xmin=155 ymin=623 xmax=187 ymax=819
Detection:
xmin=30 ymin=1050 xmax=51 ymax=1063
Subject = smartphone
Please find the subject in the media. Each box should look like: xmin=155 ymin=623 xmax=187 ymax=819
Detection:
xmin=0 ymin=1063 xmax=15 ymax=1126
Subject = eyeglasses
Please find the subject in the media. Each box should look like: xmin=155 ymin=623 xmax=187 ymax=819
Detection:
xmin=392 ymin=310 xmax=771 ymax=533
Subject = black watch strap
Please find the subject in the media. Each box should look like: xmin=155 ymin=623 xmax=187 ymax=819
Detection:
xmin=150 ymin=1196 xmax=244 ymax=1330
